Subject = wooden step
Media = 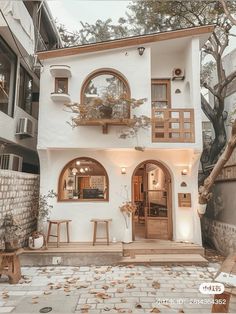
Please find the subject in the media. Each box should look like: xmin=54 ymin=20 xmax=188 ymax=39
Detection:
xmin=123 ymin=241 xmax=204 ymax=256
xmin=119 ymin=254 xmax=208 ymax=266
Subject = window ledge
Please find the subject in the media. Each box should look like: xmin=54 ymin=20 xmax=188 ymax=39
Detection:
xmin=50 ymin=92 xmax=71 ymax=102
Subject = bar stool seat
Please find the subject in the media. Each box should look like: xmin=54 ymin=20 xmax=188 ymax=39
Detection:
xmin=47 ymin=219 xmax=71 ymax=247
xmin=90 ymin=219 xmax=112 ymax=245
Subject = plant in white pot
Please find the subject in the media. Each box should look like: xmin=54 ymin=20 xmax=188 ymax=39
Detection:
xmin=29 ymin=190 xmax=57 ymax=250
xmin=119 ymin=201 xmax=137 ymax=243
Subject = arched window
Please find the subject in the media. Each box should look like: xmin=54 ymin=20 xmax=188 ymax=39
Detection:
xmin=81 ymin=69 xmax=131 ymax=119
xmin=58 ymin=157 xmax=109 ymax=201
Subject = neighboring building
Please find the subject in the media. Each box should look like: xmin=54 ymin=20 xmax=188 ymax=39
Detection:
xmin=202 ymin=48 xmax=236 ymax=255
xmin=37 ymin=25 xmax=213 ymax=244
xmin=0 ymin=1 xmax=61 ymax=174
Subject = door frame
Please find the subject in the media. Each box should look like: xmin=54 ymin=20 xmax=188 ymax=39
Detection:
xmin=131 ymin=159 xmax=173 ymax=241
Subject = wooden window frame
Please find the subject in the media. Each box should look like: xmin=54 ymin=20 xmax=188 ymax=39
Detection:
xmin=54 ymin=77 xmax=68 ymax=94
xmin=151 ymin=79 xmax=171 ymax=109
xmin=80 ymin=68 xmax=131 ymax=113
xmin=58 ymin=157 xmax=109 ymax=202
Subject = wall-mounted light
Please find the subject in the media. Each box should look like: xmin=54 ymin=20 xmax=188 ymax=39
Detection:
xmin=138 ymin=47 xmax=145 ymax=56
xmin=181 ymin=169 xmax=188 ymax=175
xmin=121 ymin=167 xmax=126 ymax=174
xmin=71 ymin=168 xmax=78 ymax=175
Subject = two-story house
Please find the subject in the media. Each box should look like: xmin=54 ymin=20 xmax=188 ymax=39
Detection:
xmin=0 ymin=0 xmax=61 ymax=174
xmin=37 ymin=25 xmax=214 ymax=245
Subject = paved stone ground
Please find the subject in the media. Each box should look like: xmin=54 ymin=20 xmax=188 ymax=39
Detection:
xmin=0 ymin=263 xmax=234 ymax=313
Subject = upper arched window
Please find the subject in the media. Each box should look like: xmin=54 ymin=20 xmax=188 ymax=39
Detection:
xmin=58 ymin=157 xmax=109 ymax=201
xmin=81 ymin=70 xmax=131 ymax=119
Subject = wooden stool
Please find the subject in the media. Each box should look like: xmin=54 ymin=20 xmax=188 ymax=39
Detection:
xmin=0 ymin=249 xmax=23 ymax=284
xmin=91 ymin=219 xmax=112 ymax=245
xmin=47 ymin=220 xmax=71 ymax=247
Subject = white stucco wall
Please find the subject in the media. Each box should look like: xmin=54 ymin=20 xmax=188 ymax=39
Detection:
xmin=37 ymin=34 xmax=206 ymax=245
xmin=38 ymin=36 xmax=202 ymax=151
xmin=39 ymin=148 xmax=202 ymax=245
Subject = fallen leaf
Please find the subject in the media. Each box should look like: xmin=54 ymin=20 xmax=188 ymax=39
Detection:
xmin=150 ymin=308 xmax=161 ymax=313
xmin=152 ymin=281 xmax=161 ymax=289
xmin=178 ymin=310 xmax=185 ymax=313
xmin=135 ymin=303 xmax=142 ymax=309
xmin=120 ymin=298 xmax=127 ymax=303
xmin=95 ymin=292 xmax=110 ymax=299
xmin=102 ymin=285 xmax=109 ymax=290
xmin=126 ymin=283 xmax=136 ymax=289
xmin=32 ymin=300 xmax=38 ymax=304
xmin=44 ymin=291 xmax=52 ymax=295
xmin=116 ymin=288 xmax=124 ymax=293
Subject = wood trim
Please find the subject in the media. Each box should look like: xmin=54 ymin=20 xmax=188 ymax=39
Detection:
xmin=58 ymin=157 xmax=109 ymax=202
xmin=151 ymin=79 xmax=171 ymax=108
xmin=80 ymin=68 xmax=131 ymax=105
xmin=38 ymin=25 xmax=214 ymax=60
xmin=55 ymin=77 xmax=68 ymax=94
xmin=131 ymin=160 xmax=173 ymax=241
xmin=152 ymin=108 xmax=195 ymax=143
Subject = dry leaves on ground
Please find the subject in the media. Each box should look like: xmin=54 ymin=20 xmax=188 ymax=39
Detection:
xmin=95 ymin=292 xmax=111 ymax=299
xmin=150 ymin=308 xmax=161 ymax=313
xmin=152 ymin=281 xmax=161 ymax=289
xmin=126 ymin=283 xmax=136 ymax=289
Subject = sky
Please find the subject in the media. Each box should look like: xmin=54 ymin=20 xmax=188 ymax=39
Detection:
xmin=48 ymin=1 xmax=130 ymax=32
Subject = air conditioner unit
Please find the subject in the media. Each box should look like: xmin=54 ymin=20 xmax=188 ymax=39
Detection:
xmin=16 ymin=118 xmax=34 ymax=138
xmin=0 ymin=154 xmax=23 ymax=171
xmin=172 ymin=68 xmax=185 ymax=80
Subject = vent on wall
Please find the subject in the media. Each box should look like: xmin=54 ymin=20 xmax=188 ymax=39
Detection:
xmin=16 ymin=118 xmax=34 ymax=138
xmin=172 ymin=68 xmax=185 ymax=81
xmin=0 ymin=154 xmax=23 ymax=171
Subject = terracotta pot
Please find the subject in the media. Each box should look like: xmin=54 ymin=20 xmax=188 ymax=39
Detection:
xmin=99 ymin=105 xmax=113 ymax=119
xmin=5 ymin=239 xmax=20 ymax=252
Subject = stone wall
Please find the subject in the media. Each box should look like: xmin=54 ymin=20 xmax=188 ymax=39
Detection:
xmin=202 ymin=216 xmax=236 ymax=256
xmin=0 ymin=170 xmax=39 ymax=247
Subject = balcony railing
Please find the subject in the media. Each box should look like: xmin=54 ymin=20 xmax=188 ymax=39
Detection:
xmin=152 ymin=108 xmax=195 ymax=143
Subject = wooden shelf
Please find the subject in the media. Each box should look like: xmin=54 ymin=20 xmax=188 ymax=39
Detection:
xmin=76 ymin=118 xmax=134 ymax=134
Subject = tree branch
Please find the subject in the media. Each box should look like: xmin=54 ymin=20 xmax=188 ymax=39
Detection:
xmin=220 ymin=0 xmax=236 ymax=25
xmin=201 ymin=93 xmax=215 ymax=121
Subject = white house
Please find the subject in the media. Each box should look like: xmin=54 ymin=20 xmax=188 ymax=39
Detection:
xmin=37 ymin=25 xmax=214 ymax=245
xmin=0 ymin=1 xmax=61 ymax=173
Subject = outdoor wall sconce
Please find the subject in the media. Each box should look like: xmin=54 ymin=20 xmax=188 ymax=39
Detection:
xmin=181 ymin=169 xmax=188 ymax=175
xmin=121 ymin=167 xmax=126 ymax=174
xmin=138 ymin=47 xmax=145 ymax=56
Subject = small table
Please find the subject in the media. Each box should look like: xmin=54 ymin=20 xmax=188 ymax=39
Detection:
xmin=91 ymin=219 xmax=112 ymax=245
xmin=47 ymin=220 xmax=71 ymax=247
xmin=212 ymin=253 xmax=236 ymax=313
xmin=0 ymin=249 xmax=23 ymax=284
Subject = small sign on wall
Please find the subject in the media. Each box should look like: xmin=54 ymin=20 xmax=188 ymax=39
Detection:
xmin=178 ymin=193 xmax=191 ymax=207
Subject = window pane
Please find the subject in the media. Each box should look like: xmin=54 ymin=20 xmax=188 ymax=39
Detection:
xmin=19 ymin=66 xmax=33 ymax=115
xmin=83 ymin=73 xmax=129 ymax=119
xmin=0 ymin=37 xmax=17 ymax=116
xmin=60 ymin=158 xmax=108 ymax=201
xmin=55 ymin=78 xmax=68 ymax=94
xmin=151 ymin=81 xmax=170 ymax=109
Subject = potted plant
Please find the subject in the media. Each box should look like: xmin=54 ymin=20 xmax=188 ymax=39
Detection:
xmin=119 ymin=201 xmax=137 ymax=243
xmin=0 ymin=214 xmax=22 ymax=252
xmin=29 ymin=190 xmax=57 ymax=250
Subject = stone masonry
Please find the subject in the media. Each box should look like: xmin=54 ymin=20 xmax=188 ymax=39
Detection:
xmin=0 ymin=170 xmax=39 ymax=247
xmin=202 ymin=216 xmax=236 ymax=256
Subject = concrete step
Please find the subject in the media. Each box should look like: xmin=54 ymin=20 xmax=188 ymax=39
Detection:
xmin=119 ymin=253 xmax=208 ymax=266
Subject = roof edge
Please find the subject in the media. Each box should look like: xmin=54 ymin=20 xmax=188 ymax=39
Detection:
xmin=37 ymin=25 xmax=215 ymax=60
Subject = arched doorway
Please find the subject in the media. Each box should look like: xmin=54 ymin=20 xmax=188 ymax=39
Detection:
xmin=132 ymin=160 xmax=172 ymax=240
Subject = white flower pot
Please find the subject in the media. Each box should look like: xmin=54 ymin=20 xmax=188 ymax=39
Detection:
xmin=29 ymin=235 xmax=44 ymax=250
xmin=123 ymin=227 xmax=132 ymax=244
xmin=198 ymin=203 xmax=207 ymax=215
